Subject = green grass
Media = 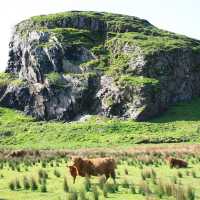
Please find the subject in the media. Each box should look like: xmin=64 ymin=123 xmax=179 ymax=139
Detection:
xmin=119 ymin=75 xmax=159 ymax=86
xmin=45 ymin=72 xmax=67 ymax=88
xmin=38 ymin=28 xmax=105 ymax=49
xmin=29 ymin=11 xmax=153 ymax=32
xmin=0 ymin=73 xmax=23 ymax=87
xmin=108 ymin=31 xmax=200 ymax=55
xmin=1 ymin=97 xmax=200 ymax=149
xmin=0 ymin=153 xmax=200 ymax=199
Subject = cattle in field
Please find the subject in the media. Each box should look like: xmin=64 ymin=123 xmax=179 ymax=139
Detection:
xmin=165 ymin=156 xmax=188 ymax=168
xmin=68 ymin=157 xmax=116 ymax=183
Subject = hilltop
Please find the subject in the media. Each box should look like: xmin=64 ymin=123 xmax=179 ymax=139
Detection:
xmin=0 ymin=11 xmax=200 ymax=122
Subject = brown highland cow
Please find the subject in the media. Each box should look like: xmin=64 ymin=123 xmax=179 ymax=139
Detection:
xmin=165 ymin=156 xmax=188 ymax=168
xmin=68 ymin=157 xmax=116 ymax=183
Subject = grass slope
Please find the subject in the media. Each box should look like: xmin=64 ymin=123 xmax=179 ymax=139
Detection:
xmin=0 ymin=98 xmax=200 ymax=149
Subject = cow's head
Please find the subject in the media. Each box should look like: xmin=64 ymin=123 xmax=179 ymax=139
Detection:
xmin=72 ymin=157 xmax=84 ymax=168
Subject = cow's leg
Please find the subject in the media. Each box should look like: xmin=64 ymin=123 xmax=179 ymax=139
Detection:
xmin=73 ymin=176 xmax=76 ymax=184
xmin=105 ymin=173 xmax=110 ymax=182
xmin=111 ymin=170 xmax=116 ymax=184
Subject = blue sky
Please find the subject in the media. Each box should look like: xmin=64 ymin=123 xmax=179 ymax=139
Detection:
xmin=0 ymin=0 xmax=199 ymax=71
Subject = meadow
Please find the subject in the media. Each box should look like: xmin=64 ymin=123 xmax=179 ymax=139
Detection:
xmin=1 ymin=97 xmax=200 ymax=149
xmin=0 ymin=146 xmax=199 ymax=200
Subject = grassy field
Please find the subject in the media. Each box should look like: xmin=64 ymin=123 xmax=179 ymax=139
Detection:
xmin=1 ymin=98 xmax=200 ymax=149
xmin=0 ymin=148 xmax=199 ymax=200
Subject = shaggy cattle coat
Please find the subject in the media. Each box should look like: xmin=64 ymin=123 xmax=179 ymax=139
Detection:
xmin=166 ymin=157 xmax=188 ymax=168
xmin=68 ymin=157 xmax=116 ymax=183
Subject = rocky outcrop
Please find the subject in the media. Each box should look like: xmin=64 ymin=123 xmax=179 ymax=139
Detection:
xmin=1 ymin=11 xmax=200 ymax=121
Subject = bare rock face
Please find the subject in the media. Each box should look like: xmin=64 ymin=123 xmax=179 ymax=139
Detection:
xmin=1 ymin=11 xmax=200 ymax=121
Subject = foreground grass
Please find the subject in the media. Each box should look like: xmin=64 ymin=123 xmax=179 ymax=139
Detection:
xmin=0 ymin=153 xmax=200 ymax=200
xmin=0 ymin=98 xmax=200 ymax=149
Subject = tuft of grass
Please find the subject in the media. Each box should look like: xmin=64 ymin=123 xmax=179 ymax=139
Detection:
xmin=191 ymin=170 xmax=197 ymax=178
xmin=176 ymin=186 xmax=187 ymax=200
xmin=63 ymin=177 xmax=69 ymax=193
xmin=84 ymin=176 xmax=91 ymax=192
xmin=30 ymin=177 xmax=38 ymax=191
xmin=130 ymin=183 xmax=136 ymax=194
xmin=186 ymin=186 xmax=195 ymax=200
xmin=68 ymin=189 xmax=78 ymax=200
xmin=103 ymin=185 xmax=108 ymax=197
xmin=122 ymin=178 xmax=129 ymax=188
xmin=40 ymin=182 xmax=47 ymax=193
xmin=124 ymin=168 xmax=129 ymax=175
xmin=38 ymin=169 xmax=48 ymax=179
xmin=54 ymin=169 xmax=61 ymax=177
xmin=177 ymin=171 xmax=183 ymax=178
xmin=103 ymin=183 xmax=118 ymax=193
xmin=138 ymin=181 xmax=151 ymax=196
xmin=15 ymin=178 xmax=21 ymax=190
xmin=23 ymin=176 xmax=30 ymax=190
xmin=98 ymin=175 xmax=106 ymax=190
xmin=79 ymin=189 xmax=88 ymax=200
xmin=9 ymin=180 xmax=15 ymax=191
xmin=91 ymin=186 xmax=99 ymax=200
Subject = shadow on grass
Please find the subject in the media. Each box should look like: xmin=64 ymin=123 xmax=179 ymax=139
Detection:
xmin=149 ymin=98 xmax=200 ymax=123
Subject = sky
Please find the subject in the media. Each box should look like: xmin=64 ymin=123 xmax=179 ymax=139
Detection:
xmin=0 ymin=0 xmax=199 ymax=71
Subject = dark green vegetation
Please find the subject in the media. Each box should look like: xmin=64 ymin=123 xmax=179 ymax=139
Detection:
xmin=0 ymin=150 xmax=200 ymax=199
xmin=1 ymin=97 xmax=200 ymax=149
xmin=0 ymin=73 xmax=23 ymax=87
xmin=15 ymin=11 xmax=200 ymax=80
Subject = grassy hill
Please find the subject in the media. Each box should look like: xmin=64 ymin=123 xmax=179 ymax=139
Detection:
xmin=0 ymin=98 xmax=200 ymax=149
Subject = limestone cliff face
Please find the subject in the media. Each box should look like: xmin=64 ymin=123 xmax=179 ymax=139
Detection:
xmin=1 ymin=11 xmax=200 ymax=121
